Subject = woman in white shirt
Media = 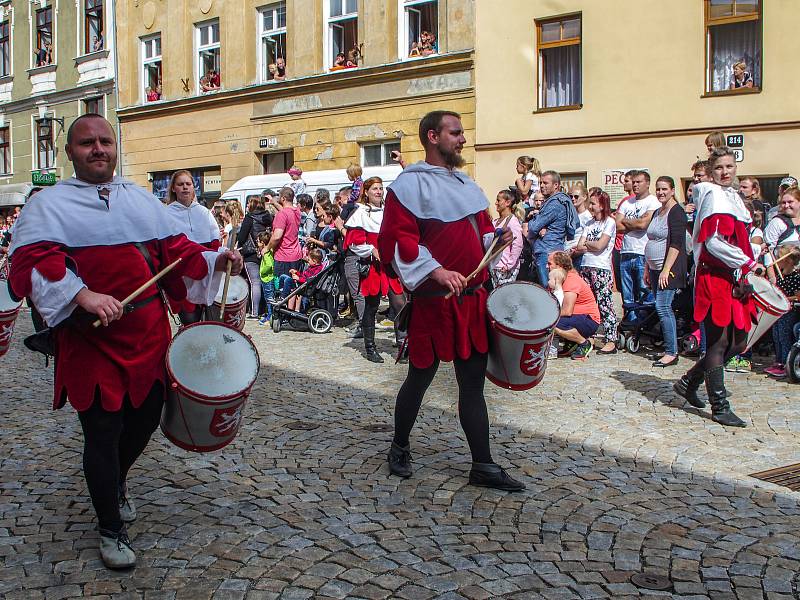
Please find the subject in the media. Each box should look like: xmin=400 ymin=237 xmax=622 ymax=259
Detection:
xmin=566 ymin=183 xmax=594 ymax=270
xmin=574 ymin=189 xmax=618 ymax=354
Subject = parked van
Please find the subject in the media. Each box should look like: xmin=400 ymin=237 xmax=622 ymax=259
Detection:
xmin=220 ymin=165 xmax=403 ymax=208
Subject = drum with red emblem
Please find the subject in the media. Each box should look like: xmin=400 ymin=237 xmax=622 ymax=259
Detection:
xmin=0 ymin=280 xmax=22 ymax=358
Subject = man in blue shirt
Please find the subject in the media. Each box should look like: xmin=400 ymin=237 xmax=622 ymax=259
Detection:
xmin=527 ymin=170 xmax=574 ymax=286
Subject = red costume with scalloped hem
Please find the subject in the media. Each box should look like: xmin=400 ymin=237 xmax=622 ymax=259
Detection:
xmin=693 ymin=214 xmax=757 ymax=330
xmin=343 ymin=228 xmax=403 ymax=297
xmin=378 ymin=189 xmax=494 ymax=369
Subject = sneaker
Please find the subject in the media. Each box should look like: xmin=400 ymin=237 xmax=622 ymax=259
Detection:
xmin=736 ymin=358 xmax=751 ymax=373
xmin=548 ymin=344 xmax=558 ymax=359
xmin=258 ymin=315 xmax=268 ymax=325
xmin=338 ymin=306 xmax=352 ymax=318
xmin=557 ymin=342 xmax=577 ymax=357
xmin=570 ymin=341 xmax=593 ymax=360
xmin=377 ymin=319 xmax=394 ymax=330
xmin=99 ymin=527 xmax=136 ymax=569
xmin=118 ymin=487 xmax=136 ymax=523
xmin=764 ymin=364 xmax=786 ymax=378
xmin=724 ymin=357 xmax=739 ymax=373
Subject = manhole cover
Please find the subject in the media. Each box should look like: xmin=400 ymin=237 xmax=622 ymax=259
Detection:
xmin=362 ymin=423 xmax=393 ymax=433
xmin=285 ymin=421 xmax=318 ymax=431
xmin=750 ymin=463 xmax=800 ymax=491
xmin=630 ymin=573 xmax=672 ymax=591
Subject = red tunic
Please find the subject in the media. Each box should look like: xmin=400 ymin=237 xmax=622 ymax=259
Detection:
xmin=378 ymin=190 xmax=493 ymax=369
xmin=694 ymin=214 xmax=757 ymax=330
xmin=344 ymin=228 xmax=403 ymax=296
xmin=10 ymin=235 xmax=212 ymax=411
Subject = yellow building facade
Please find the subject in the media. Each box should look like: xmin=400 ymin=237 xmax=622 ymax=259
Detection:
xmin=474 ymin=0 xmax=798 ymax=204
xmin=115 ymin=0 xmax=474 ymax=201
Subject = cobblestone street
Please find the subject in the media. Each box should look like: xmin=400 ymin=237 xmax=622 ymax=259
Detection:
xmin=1 ymin=312 xmax=800 ymax=599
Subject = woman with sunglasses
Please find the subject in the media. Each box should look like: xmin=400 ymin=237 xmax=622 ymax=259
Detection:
xmin=565 ymin=182 xmax=593 ymax=270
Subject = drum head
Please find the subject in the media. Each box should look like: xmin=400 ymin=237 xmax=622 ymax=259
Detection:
xmin=214 ymin=276 xmax=249 ymax=304
xmin=167 ymin=323 xmax=259 ymax=399
xmin=0 ymin=280 xmax=22 ymax=312
xmin=746 ymin=272 xmax=791 ymax=312
xmin=487 ymin=282 xmax=560 ymax=332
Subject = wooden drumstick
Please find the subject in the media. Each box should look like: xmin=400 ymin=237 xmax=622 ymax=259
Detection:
xmin=92 ymin=258 xmax=182 ymax=328
xmin=771 ymin=246 xmax=800 ymax=268
xmin=444 ymin=238 xmax=512 ymax=300
xmin=219 ymin=220 xmax=240 ymax=318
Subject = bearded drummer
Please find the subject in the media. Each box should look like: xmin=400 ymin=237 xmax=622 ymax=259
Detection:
xmin=377 ymin=110 xmax=524 ymax=492
xmin=673 ymin=146 xmax=764 ymax=427
xmin=8 ymin=115 xmax=243 ymax=569
xmin=165 ymin=169 xmax=222 ymax=325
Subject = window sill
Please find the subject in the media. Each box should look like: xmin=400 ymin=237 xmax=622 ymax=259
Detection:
xmin=533 ymin=104 xmax=582 ymax=114
xmin=74 ymin=49 xmax=110 ymax=66
xmin=327 ymin=66 xmax=359 ymax=73
xmin=701 ymin=87 xmax=761 ymax=98
xmin=27 ymin=64 xmax=57 ymax=76
xmin=401 ymin=53 xmax=440 ymax=62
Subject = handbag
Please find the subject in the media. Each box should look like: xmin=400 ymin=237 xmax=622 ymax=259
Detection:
xmin=357 ymin=257 xmax=371 ymax=278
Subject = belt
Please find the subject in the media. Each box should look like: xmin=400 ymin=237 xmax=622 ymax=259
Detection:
xmin=412 ymin=284 xmax=482 ymax=299
xmin=123 ymin=293 xmax=160 ymax=314
xmin=698 ymin=262 xmax=735 ymax=280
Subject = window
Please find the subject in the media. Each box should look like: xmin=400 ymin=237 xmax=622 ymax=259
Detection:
xmin=262 ymin=150 xmax=293 ymax=174
xmin=326 ymin=0 xmax=358 ymax=71
xmin=560 ymin=172 xmax=587 ymax=193
xmin=34 ymin=7 xmax=53 ymax=67
xmin=259 ymin=3 xmax=287 ymax=82
xmin=142 ymin=35 xmax=162 ymax=102
xmin=0 ymin=21 xmax=9 ymax=77
xmin=83 ymin=96 xmax=104 ymax=115
xmin=36 ymin=117 xmax=55 ymax=170
xmin=196 ymin=20 xmax=221 ymax=93
xmin=705 ymin=0 xmax=761 ymax=94
xmin=536 ymin=15 xmax=581 ymax=110
xmin=401 ymin=0 xmax=438 ymax=59
xmin=84 ymin=0 xmax=104 ymax=53
xmin=0 ymin=126 xmax=10 ymax=175
xmin=361 ymin=141 xmax=400 ymax=167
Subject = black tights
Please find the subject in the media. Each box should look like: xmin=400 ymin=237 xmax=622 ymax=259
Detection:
xmin=363 ymin=291 xmax=407 ymax=342
xmin=393 ymin=352 xmax=492 ymax=464
xmin=688 ymin=319 xmax=747 ymax=375
xmin=77 ymin=384 xmax=164 ymax=532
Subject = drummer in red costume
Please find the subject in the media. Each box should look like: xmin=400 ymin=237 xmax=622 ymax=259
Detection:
xmin=673 ymin=147 xmax=764 ymax=427
xmin=8 ymin=115 xmax=243 ymax=569
xmin=378 ymin=110 xmax=524 ymax=491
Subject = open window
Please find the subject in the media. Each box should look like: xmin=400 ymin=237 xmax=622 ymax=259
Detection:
xmin=34 ymin=7 xmax=53 ymax=67
xmin=705 ymin=0 xmax=761 ymax=94
xmin=196 ymin=20 xmax=221 ymax=94
xmin=141 ymin=34 xmax=162 ymax=102
xmin=84 ymin=0 xmax=104 ymax=54
xmin=326 ymin=0 xmax=358 ymax=71
xmin=262 ymin=150 xmax=294 ymax=174
xmin=400 ymin=0 xmax=438 ymax=59
xmin=535 ymin=14 xmax=581 ymax=110
xmin=259 ymin=2 xmax=287 ymax=82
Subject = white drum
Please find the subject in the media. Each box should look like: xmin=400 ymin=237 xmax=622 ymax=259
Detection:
xmin=745 ymin=272 xmax=790 ymax=351
xmin=486 ymin=282 xmax=560 ymax=390
xmin=162 ymin=322 xmax=260 ymax=452
xmin=213 ymin=276 xmax=249 ymax=331
xmin=0 ymin=281 xmax=22 ymax=358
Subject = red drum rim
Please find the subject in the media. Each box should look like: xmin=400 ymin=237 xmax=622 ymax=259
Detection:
xmin=486 ymin=371 xmax=543 ymax=391
xmin=213 ymin=297 xmax=248 ymax=309
xmin=161 ymin=426 xmax=237 ymax=452
xmin=486 ymin=281 xmax=560 ymax=336
xmin=166 ymin=321 xmax=260 ymax=403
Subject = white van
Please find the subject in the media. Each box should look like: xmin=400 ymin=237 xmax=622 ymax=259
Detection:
xmin=220 ymin=165 xmax=403 ymax=208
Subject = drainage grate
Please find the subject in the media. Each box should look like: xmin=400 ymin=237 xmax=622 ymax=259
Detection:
xmin=362 ymin=423 xmax=393 ymax=433
xmin=285 ymin=421 xmax=319 ymax=431
xmin=630 ymin=573 xmax=672 ymax=591
xmin=750 ymin=463 xmax=800 ymax=491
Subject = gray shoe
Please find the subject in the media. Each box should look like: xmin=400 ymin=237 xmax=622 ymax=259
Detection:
xmin=119 ymin=487 xmax=136 ymax=523
xmin=99 ymin=528 xmax=136 ymax=569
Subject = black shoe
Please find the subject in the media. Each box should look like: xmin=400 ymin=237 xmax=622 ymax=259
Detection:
xmin=673 ymin=372 xmax=706 ymax=408
xmin=365 ymin=346 xmax=384 ymax=363
xmin=705 ymin=366 xmax=746 ymax=428
xmin=388 ymin=443 xmax=412 ymax=478
xmin=468 ymin=462 xmax=525 ymax=492
xmin=653 ymin=356 xmax=679 ymax=368
xmin=350 ymin=326 xmax=363 ymax=339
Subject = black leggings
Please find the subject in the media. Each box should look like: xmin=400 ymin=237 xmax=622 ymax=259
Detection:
xmin=363 ymin=291 xmax=407 ymax=339
xmin=393 ymin=351 xmax=492 ymax=464
xmin=77 ymin=383 xmax=164 ymax=532
xmin=688 ymin=318 xmax=747 ymax=375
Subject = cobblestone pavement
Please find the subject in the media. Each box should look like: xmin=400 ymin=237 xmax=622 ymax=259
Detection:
xmin=2 ymin=311 xmax=800 ymax=600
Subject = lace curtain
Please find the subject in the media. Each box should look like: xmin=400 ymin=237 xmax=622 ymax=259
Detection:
xmin=709 ymin=20 xmax=761 ymax=92
xmin=542 ymin=44 xmax=581 ymax=108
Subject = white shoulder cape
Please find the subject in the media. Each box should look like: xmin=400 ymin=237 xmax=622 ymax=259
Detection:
xmin=692 ymin=182 xmax=751 ymax=257
xmin=344 ymin=203 xmax=383 ymax=234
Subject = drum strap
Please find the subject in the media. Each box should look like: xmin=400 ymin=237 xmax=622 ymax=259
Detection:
xmin=134 ymin=243 xmax=181 ymax=326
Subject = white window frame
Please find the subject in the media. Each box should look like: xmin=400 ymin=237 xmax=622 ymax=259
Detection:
xmin=31 ymin=3 xmax=56 ymax=69
xmin=257 ymin=2 xmax=286 ymax=83
xmin=323 ymin=0 xmax=357 ymax=71
xmin=195 ymin=19 xmax=220 ymax=94
xmin=81 ymin=95 xmax=105 ymax=117
xmin=0 ymin=18 xmax=11 ymax=78
xmin=0 ymin=120 xmax=12 ymax=177
xmin=141 ymin=33 xmax=162 ymax=103
xmin=79 ymin=0 xmax=105 ymax=56
xmin=32 ymin=112 xmax=56 ymax=171
xmin=360 ymin=140 xmax=401 ymax=168
xmin=397 ymin=0 xmax=438 ymax=61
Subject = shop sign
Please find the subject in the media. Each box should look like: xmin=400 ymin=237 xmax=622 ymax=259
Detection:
xmin=31 ymin=171 xmax=57 ymax=186
xmin=259 ymin=137 xmax=278 ymax=149
xmin=203 ymin=174 xmax=222 ymax=193
xmin=601 ymin=168 xmax=648 ymax=205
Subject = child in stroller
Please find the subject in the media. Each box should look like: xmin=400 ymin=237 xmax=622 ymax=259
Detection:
xmin=617 ymin=284 xmax=700 ymax=355
xmin=270 ymin=249 xmax=342 ymax=334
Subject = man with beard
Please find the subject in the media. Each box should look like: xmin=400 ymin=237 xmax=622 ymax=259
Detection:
xmin=377 ymin=110 xmax=525 ymax=491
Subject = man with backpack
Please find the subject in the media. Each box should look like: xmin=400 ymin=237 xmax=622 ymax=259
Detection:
xmin=526 ymin=170 xmax=579 ymax=287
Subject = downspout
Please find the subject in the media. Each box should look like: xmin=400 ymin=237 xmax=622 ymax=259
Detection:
xmin=110 ymin=0 xmax=123 ymax=177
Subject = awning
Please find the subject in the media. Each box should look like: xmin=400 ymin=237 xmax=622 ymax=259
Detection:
xmin=0 ymin=183 xmax=33 ymax=207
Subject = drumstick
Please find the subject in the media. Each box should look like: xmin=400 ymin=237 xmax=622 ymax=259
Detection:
xmin=771 ymin=246 xmax=800 ymax=268
xmin=219 ymin=221 xmax=240 ymax=319
xmin=92 ymin=258 xmax=182 ymax=327
xmin=444 ymin=238 xmax=512 ymax=299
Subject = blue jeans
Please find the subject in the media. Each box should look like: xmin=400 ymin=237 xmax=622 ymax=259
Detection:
xmin=277 ymin=274 xmax=295 ymax=298
xmin=261 ymin=281 xmax=275 ymax=319
xmin=620 ymin=253 xmax=652 ymax=318
xmin=533 ymin=253 xmax=550 ymax=288
xmin=649 ymin=269 xmax=677 ymax=355
xmin=772 ymin=310 xmax=800 ymax=364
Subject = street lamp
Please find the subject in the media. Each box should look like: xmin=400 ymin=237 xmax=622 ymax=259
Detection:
xmin=35 ymin=105 xmax=65 ymax=139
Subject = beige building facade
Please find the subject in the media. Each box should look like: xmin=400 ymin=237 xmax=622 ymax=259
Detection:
xmin=474 ymin=0 xmax=798 ymax=204
xmin=115 ymin=0 xmax=474 ymax=201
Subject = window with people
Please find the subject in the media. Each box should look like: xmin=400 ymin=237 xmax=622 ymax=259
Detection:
xmin=142 ymin=35 xmax=162 ymax=102
xmin=34 ymin=7 xmax=53 ymax=67
xmin=260 ymin=2 xmax=287 ymax=82
xmin=327 ymin=0 xmax=359 ymax=71
xmin=402 ymin=0 xmax=438 ymax=59
xmin=196 ymin=20 xmax=221 ymax=93
xmin=705 ymin=0 xmax=761 ymax=93
xmin=84 ymin=0 xmax=104 ymax=54
xmin=536 ymin=14 xmax=581 ymax=109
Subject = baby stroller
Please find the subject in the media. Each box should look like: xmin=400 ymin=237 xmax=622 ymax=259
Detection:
xmin=617 ymin=286 xmax=700 ymax=355
xmin=787 ymin=305 xmax=800 ymax=383
xmin=270 ymin=253 xmax=342 ymax=334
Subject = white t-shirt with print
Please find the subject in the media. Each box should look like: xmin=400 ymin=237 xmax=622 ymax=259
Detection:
xmin=565 ymin=210 xmax=594 ymax=251
xmin=580 ymin=216 xmax=617 ymax=270
xmin=619 ymin=194 xmax=661 ymax=255
xmin=525 ymin=172 xmax=540 ymax=196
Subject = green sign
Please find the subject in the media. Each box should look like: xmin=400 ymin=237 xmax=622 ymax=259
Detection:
xmin=32 ymin=171 xmax=57 ymax=186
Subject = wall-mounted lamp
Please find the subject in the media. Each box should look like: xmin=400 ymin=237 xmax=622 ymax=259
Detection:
xmin=35 ymin=104 xmax=65 ymax=138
